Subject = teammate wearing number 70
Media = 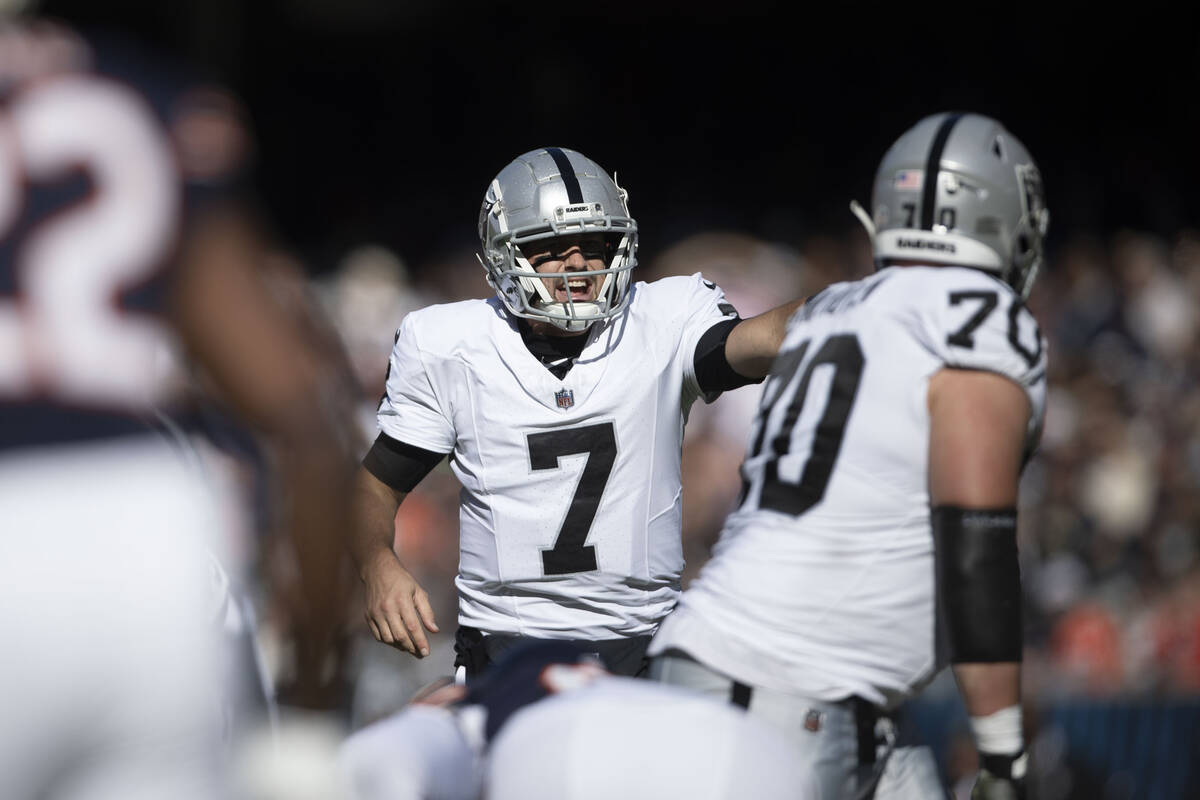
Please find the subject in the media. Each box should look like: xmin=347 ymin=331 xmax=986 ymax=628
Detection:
xmin=648 ymin=112 xmax=1050 ymax=799
xmin=352 ymin=147 xmax=804 ymax=681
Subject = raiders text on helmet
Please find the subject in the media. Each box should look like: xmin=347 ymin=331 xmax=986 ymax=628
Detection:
xmin=853 ymin=112 xmax=1049 ymax=299
xmin=478 ymin=147 xmax=637 ymax=332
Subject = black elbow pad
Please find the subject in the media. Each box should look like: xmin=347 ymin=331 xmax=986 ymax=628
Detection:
xmin=933 ymin=506 xmax=1023 ymax=663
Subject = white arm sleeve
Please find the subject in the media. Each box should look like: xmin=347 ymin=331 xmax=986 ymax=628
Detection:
xmin=675 ymin=272 xmax=743 ymax=404
xmin=376 ymin=313 xmax=456 ymax=453
xmin=909 ymin=268 xmax=1048 ymax=444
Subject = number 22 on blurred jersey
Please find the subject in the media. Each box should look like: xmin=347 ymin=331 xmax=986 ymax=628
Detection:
xmin=0 ymin=75 xmax=180 ymax=408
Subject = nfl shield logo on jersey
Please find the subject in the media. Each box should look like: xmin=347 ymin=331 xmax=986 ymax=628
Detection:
xmin=555 ymin=388 xmax=575 ymax=409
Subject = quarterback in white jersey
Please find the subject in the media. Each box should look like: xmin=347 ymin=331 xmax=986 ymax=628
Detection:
xmin=379 ymin=273 xmax=737 ymax=639
xmin=650 ymin=112 xmax=1050 ymax=800
xmin=352 ymin=147 xmax=801 ymax=680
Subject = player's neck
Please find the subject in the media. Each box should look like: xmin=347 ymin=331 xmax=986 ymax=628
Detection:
xmin=524 ymin=319 xmax=590 ymax=339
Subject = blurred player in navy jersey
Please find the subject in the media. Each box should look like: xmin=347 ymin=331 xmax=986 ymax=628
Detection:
xmin=0 ymin=4 xmax=358 ymax=798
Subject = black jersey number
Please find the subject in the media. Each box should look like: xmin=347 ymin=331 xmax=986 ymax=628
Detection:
xmin=749 ymin=334 xmax=865 ymax=517
xmin=946 ymin=289 xmax=1043 ymax=368
xmin=527 ymin=422 xmax=617 ymax=575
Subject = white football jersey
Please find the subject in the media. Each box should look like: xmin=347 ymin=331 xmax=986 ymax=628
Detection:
xmin=486 ymin=675 xmax=818 ymax=800
xmin=649 ymin=265 xmax=1047 ymax=708
xmin=377 ymin=273 xmax=738 ymax=638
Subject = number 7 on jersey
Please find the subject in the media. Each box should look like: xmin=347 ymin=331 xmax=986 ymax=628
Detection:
xmin=527 ymin=423 xmax=617 ymax=575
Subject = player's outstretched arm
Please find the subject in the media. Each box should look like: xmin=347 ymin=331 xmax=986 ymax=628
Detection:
xmin=722 ymin=297 xmax=806 ymax=379
xmin=353 ymin=467 xmax=439 ymax=658
xmin=928 ymin=368 xmax=1031 ymax=799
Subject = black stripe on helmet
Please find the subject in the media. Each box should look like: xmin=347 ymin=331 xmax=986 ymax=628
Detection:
xmin=545 ymin=147 xmax=584 ymax=204
xmin=920 ymin=113 xmax=965 ymax=229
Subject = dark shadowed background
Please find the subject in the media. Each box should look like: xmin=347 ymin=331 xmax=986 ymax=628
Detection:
xmin=38 ymin=0 xmax=1200 ymax=277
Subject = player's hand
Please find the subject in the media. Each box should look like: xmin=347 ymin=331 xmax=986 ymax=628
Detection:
xmin=970 ymin=751 xmax=1027 ymax=800
xmin=363 ymin=552 xmax=439 ymax=657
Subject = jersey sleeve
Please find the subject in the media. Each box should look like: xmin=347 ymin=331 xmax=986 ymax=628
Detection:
xmin=675 ymin=273 xmax=744 ymax=404
xmin=376 ymin=313 xmax=456 ymax=454
xmin=909 ymin=269 xmax=1048 ymax=446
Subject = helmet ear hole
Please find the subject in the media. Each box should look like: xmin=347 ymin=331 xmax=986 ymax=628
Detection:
xmin=992 ymin=138 xmax=1004 ymax=160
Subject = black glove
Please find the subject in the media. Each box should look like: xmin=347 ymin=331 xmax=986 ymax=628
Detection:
xmin=971 ymin=750 xmax=1027 ymax=800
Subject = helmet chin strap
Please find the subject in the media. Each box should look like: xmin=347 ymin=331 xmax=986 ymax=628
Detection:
xmin=849 ymin=200 xmax=877 ymax=240
xmin=536 ymin=302 xmax=603 ymax=333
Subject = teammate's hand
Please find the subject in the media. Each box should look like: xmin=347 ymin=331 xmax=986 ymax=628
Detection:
xmin=970 ymin=751 xmax=1027 ymax=800
xmin=363 ymin=552 xmax=439 ymax=657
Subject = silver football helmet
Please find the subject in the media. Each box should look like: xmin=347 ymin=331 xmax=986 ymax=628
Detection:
xmin=851 ymin=112 xmax=1049 ymax=299
xmin=478 ymin=147 xmax=637 ymax=332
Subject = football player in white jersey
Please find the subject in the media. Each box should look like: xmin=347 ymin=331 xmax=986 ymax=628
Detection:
xmin=352 ymin=147 xmax=804 ymax=680
xmin=337 ymin=640 xmax=817 ymax=800
xmin=647 ymin=112 xmax=1050 ymax=800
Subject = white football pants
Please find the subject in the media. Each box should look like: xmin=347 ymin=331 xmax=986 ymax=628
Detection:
xmin=0 ymin=438 xmax=231 ymax=800
xmin=649 ymin=652 xmax=947 ymax=800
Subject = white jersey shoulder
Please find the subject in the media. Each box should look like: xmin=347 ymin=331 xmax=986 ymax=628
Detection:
xmin=648 ymin=265 xmax=1048 ymax=705
xmin=375 ymin=274 xmax=738 ymax=639
xmin=872 ymin=265 xmax=1047 ymax=437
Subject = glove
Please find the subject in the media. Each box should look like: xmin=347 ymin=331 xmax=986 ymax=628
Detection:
xmin=970 ymin=750 xmax=1027 ymax=800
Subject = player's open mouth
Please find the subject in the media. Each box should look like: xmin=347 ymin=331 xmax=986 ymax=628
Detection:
xmin=556 ymin=278 xmax=594 ymax=302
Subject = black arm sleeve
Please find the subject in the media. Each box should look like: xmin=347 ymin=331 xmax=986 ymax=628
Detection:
xmin=362 ymin=432 xmax=447 ymax=492
xmin=933 ymin=506 xmax=1023 ymax=663
xmin=693 ymin=318 xmax=763 ymax=400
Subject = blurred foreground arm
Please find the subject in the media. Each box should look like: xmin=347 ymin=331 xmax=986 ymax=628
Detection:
xmin=928 ymin=368 xmax=1030 ymax=799
xmin=171 ymin=210 xmax=359 ymax=709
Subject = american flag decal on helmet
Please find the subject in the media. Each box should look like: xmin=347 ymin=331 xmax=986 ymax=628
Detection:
xmin=555 ymin=389 xmax=575 ymax=409
xmin=893 ymin=169 xmax=923 ymax=191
